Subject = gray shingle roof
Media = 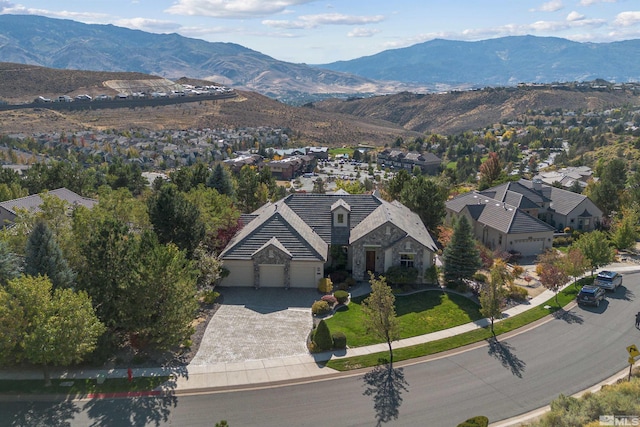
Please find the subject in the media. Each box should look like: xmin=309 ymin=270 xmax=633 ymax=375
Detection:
xmin=350 ymin=200 xmax=437 ymax=251
xmin=222 ymin=193 xmax=437 ymax=261
xmin=220 ymin=200 xmax=328 ymax=261
xmin=0 ymin=187 xmax=97 ymax=214
xmin=446 ymin=192 xmax=554 ymax=234
xmin=517 ymin=179 xmax=594 ymax=215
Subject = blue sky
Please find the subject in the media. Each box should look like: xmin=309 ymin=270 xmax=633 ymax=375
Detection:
xmin=1 ymin=0 xmax=640 ymax=64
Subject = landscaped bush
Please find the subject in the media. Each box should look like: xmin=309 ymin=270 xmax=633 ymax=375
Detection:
xmin=446 ymin=280 xmax=468 ymax=293
xmin=472 ymin=272 xmax=487 ymax=283
xmin=317 ymin=277 xmax=333 ymax=294
xmin=385 ymin=265 xmax=418 ymax=287
xmin=553 ymin=236 xmax=573 ymax=247
xmin=329 ymin=270 xmax=349 ymax=284
xmin=334 ymin=290 xmax=349 ymax=304
xmin=424 ymin=265 xmax=439 ymax=285
xmin=313 ymin=319 xmax=333 ymax=351
xmin=321 ymin=294 xmax=337 ymax=305
xmin=456 ymin=415 xmax=489 ymax=427
xmin=332 ymin=332 xmax=347 ymax=349
xmin=345 ymin=277 xmax=356 ymax=287
xmin=312 ymin=300 xmax=331 ymax=316
xmin=506 ymin=284 xmax=529 ymax=302
xmin=201 ymin=290 xmax=220 ymax=305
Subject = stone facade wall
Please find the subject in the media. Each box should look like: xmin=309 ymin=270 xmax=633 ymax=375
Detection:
xmin=252 ymin=244 xmax=291 ymax=288
xmin=352 ymin=223 xmax=419 ymax=281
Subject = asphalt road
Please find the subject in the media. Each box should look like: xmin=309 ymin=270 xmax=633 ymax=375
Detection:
xmin=3 ymin=272 xmax=640 ymax=427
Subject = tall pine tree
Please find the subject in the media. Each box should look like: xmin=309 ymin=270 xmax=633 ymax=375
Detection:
xmin=24 ymin=221 xmax=75 ymax=289
xmin=207 ymin=163 xmax=234 ymax=197
xmin=442 ymin=215 xmax=482 ymax=286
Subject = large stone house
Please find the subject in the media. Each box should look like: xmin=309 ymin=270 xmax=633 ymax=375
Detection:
xmin=219 ymin=193 xmax=438 ymax=288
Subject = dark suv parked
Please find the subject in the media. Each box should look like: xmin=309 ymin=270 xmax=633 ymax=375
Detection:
xmin=577 ymin=285 xmax=606 ymax=307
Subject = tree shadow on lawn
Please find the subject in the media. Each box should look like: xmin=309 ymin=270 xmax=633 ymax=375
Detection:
xmin=487 ymin=337 xmax=526 ymax=378
xmin=362 ymin=360 xmax=410 ymax=426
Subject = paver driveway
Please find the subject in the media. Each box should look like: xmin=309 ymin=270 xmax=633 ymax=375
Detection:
xmin=189 ymin=287 xmax=319 ymax=365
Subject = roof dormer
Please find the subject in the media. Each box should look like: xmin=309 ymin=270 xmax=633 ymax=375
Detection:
xmin=331 ymin=198 xmax=351 ymax=228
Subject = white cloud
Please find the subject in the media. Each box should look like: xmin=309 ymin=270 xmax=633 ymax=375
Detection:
xmin=348 ymin=28 xmax=380 ymax=38
xmin=540 ymin=0 xmax=564 ymax=12
xmin=614 ymin=11 xmax=640 ymax=27
xmin=263 ymin=13 xmax=384 ymax=29
xmin=0 ymin=3 xmax=110 ymax=22
xmin=115 ymin=18 xmax=181 ymax=32
xmin=579 ymin=0 xmax=617 ymax=5
xmin=165 ymin=0 xmax=319 ymax=19
xmin=566 ymin=11 xmax=585 ymax=21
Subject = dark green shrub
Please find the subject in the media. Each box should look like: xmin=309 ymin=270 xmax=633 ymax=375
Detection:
xmin=202 ymin=290 xmax=220 ymax=304
xmin=332 ymin=332 xmax=347 ymax=349
xmin=456 ymin=415 xmax=488 ymax=427
xmin=313 ymin=319 xmax=333 ymax=351
xmin=334 ymin=290 xmax=349 ymax=304
xmin=425 ymin=265 xmax=439 ymax=285
xmin=446 ymin=280 xmax=468 ymax=293
xmin=329 ymin=270 xmax=349 ymax=284
xmin=336 ymin=282 xmax=349 ymax=291
xmin=385 ymin=265 xmax=418 ymax=286
xmin=312 ymin=300 xmax=331 ymax=316
xmin=345 ymin=277 xmax=356 ymax=287
xmin=473 ymin=272 xmax=487 ymax=283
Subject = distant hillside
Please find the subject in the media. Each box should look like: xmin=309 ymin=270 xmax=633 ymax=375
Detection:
xmin=314 ymin=85 xmax=640 ymax=135
xmin=0 ymin=14 xmax=420 ymax=101
xmin=320 ymin=36 xmax=640 ymax=89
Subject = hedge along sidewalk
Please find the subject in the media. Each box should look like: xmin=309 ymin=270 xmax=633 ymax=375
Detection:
xmin=324 ymin=272 xmax=607 ymax=371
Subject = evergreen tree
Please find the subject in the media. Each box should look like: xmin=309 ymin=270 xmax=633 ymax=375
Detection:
xmin=313 ymin=319 xmax=333 ymax=351
xmin=442 ymin=216 xmax=482 ymax=286
xmin=24 ymin=221 xmax=75 ymax=289
xmin=147 ymin=184 xmax=205 ymax=258
xmin=398 ymin=175 xmax=447 ymax=235
xmin=0 ymin=240 xmax=21 ymax=285
xmin=207 ymin=163 xmax=235 ymax=197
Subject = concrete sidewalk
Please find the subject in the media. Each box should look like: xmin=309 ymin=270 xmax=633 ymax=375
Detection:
xmin=3 ymin=263 xmax=639 ymax=395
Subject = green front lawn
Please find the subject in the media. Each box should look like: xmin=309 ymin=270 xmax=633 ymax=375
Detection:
xmin=325 ymin=290 xmax=482 ymax=347
xmin=326 ymin=280 xmax=584 ymax=371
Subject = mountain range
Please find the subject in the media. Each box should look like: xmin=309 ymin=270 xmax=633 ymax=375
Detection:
xmin=1 ymin=14 xmax=640 ymax=101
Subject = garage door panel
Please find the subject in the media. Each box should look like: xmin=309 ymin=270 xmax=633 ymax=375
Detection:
xmin=222 ymin=261 xmax=253 ymax=286
xmin=513 ymin=238 xmax=545 ymax=256
xmin=291 ymin=264 xmax=316 ymax=288
xmin=260 ymin=265 xmax=284 ymax=287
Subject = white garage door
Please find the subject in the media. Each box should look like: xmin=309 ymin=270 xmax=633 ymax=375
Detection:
xmin=222 ymin=260 xmax=254 ymax=286
xmin=513 ymin=238 xmax=545 ymax=256
xmin=290 ymin=264 xmax=317 ymax=288
xmin=259 ymin=265 xmax=285 ymax=288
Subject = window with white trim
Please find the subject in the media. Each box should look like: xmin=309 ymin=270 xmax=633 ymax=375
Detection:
xmin=400 ymin=253 xmax=415 ymax=268
xmin=337 ymin=213 xmax=344 ymax=224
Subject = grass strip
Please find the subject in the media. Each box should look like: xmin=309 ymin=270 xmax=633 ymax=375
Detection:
xmin=326 ymin=281 xmax=583 ymax=371
xmin=0 ymin=376 xmax=170 ymax=395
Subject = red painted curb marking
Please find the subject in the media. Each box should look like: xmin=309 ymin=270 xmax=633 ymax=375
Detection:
xmin=86 ymin=390 xmax=162 ymax=399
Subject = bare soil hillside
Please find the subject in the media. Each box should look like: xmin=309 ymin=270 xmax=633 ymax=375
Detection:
xmin=0 ymin=62 xmax=162 ymax=102
xmin=315 ymin=88 xmax=640 ymax=135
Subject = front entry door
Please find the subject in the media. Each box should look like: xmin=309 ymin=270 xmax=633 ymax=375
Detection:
xmin=366 ymin=250 xmax=376 ymax=273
